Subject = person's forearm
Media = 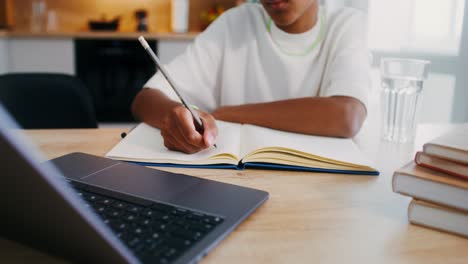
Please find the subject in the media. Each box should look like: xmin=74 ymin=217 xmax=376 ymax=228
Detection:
xmin=131 ymin=88 xmax=181 ymax=128
xmin=212 ymin=96 xmax=366 ymax=138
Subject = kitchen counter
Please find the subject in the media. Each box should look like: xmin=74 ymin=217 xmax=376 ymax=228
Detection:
xmin=0 ymin=30 xmax=199 ymax=40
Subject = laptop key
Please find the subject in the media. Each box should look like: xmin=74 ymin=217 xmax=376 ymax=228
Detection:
xmin=142 ymin=209 xmax=156 ymax=218
xmin=96 ymin=206 xmax=106 ymax=214
xmin=97 ymin=198 xmax=114 ymax=206
xmin=134 ymin=227 xmax=149 ymax=236
xmin=127 ymin=237 xmax=141 ymax=248
xmin=171 ymin=208 xmax=188 ymax=216
xmin=189 ymin=222 xmax=214 ymax=232
xmin=112 ymin=201 xmax=130 ymax=210
xmin=91 ymin=194 xmax=105 ymax=201
xmin=185 ymin=213 xmax=204 ymax=222
xmin=173 ymin=219 xmax=189 ymax=229
xmin=149 ymin=220 xmax=165 ymax=229
xmin=112 ymin=222 xmax=127 ymax=231
xmin=124 ymin=214 xmax=137 ymax=222
xmin=126 ymin=205 xmax=142 ymax=214
xmin=163 ymin=247 xmax=179 ymax=259
xmin=156 ymin=223 xmax=168 ymax=231
xmin=171 ymin=229 xmax=203 ymax=241
xmin=203 ymin=215 xmax=224 ymax=225
xmin=154 ymin=214 xmax=173 ymax=222
xmin=140 ymin=218 xmax=152 ymax=226
xmin=166 ymin=237 xmax=192 ymax=249
xmin=106 ymin=209 xmax=123 ymax=218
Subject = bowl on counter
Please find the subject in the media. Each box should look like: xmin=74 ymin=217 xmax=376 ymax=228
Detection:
xmin=88 ymin=18 xmax=119 ymax=31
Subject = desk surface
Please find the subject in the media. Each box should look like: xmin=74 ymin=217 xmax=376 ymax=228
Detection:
xmin=2 ymin=124 xmax=468 ymax=264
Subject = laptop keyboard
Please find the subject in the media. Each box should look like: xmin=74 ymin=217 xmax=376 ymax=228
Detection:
xmin=74 ymin=186 xmax=224 ymax=263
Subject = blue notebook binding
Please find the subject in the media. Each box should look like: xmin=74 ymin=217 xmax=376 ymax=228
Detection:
xmin=128 ymin=161 xmax=380 ymax=176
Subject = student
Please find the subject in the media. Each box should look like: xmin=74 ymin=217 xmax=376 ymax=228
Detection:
xmin=132 ymin=0 xmax=370 ymax=154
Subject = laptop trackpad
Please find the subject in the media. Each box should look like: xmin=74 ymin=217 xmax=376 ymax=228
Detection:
xmin=81 ymin=162 xmax=202 ymax=202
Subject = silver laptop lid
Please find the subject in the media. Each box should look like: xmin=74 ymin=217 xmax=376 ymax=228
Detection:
xmin=0 ymin=103 xmax=138 ymax=264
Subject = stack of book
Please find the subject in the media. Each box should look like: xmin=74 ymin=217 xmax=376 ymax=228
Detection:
xmin=392 ymin=128 xmax=468 ymax=237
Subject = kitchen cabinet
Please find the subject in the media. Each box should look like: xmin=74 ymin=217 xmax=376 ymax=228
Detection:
xmin=0 ymin=34 xmax=193 ymax=123
xmin=3 ymin=37 xmax=193 ymax=74
xmin=0 ymin=38 xmax=8 ymax=74
xmin=8 ymin=38 xmax=75 ymax=74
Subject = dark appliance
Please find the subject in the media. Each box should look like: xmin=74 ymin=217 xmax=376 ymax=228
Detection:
xmin=75 ymin=39 xmax=157 ymax=122
xmin=135 ymin=10 xmax=148 ymax=32
xmin=88 ymin=19 xmax=119 ymax=31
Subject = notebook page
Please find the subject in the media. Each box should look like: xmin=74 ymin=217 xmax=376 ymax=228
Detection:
xmin=240 ymin=124 xmax=373 ymax=167
xmin=106 ymin=121 xmax=242 ymax=164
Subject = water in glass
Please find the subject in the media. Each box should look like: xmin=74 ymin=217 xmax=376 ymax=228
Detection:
xmin=381 ymin=76 xmax=423 ymax=143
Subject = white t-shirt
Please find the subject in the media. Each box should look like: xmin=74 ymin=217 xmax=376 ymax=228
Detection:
xmin=145 ymin=3 xmax=370 ymax=112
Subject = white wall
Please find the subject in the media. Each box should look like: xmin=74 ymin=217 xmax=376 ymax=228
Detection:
xmin=453 ymin=1 xmax=468 ymax=122
xmin=158 ymin=40 xmax=190 ymax=65
xmin=367 ymin=0 xmax=468 ymax=123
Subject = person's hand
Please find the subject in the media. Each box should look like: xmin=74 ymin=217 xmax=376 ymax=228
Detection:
xmin=160 ymin=105 xmax=218 ymax=154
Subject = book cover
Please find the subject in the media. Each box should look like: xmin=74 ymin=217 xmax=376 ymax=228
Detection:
xmin=415 ymin=151 xmax=468 ymax=180
xmin=408 ymin=199 xmax=468 ymax=238
xmin=392 ymin=161 xmax=468 ymax=211
xmin=423 ymin=128 xmax=468 ymax=164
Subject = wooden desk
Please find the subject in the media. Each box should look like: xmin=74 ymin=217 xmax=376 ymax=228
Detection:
xmin=2 ymin=124 xmax=468 ymax=263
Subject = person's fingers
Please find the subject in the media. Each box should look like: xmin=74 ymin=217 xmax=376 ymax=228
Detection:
xmin=164 ymin=105 xmax=203 ymax=149
xmin=162 ymin=123 xmax=197 ymax=149
xmin=176 ymin=125 xmax=205 ymax=151
xmin=174 ymin=107 xmax=204 ymax=147
xmin=162 ymin=133 xmax=177 ymax=152
xmin=199 ymin=112 xmax=218 ymax=147
xmin=170 ymin=134 xmax=200 ymax=154
xmin=161 ymin=130 xmax=175 ymax=148
xmin=161 ymin=129 xmax=200 ymax=154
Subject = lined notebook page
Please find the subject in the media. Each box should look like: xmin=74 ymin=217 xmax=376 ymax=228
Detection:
xmin=240 ymin=124 xmax=373 ymax=167
xmin=106 ymin=122 xmax=242 ymax=163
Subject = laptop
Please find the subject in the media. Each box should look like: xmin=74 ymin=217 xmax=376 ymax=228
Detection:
xmin=0 ymin=104 xmax=269 ymax=264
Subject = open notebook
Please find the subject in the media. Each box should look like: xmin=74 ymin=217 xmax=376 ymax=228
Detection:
xmin=106 ymin=121 xmax=379 ymax=175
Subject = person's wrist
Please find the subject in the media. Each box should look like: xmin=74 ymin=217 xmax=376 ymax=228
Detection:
xmin=212 ymin=106 xmax=235 ymax=121
xmin=159 ymin=102 xmax=182 ymax=124
xmin=166 ymin=101 xmax=184 ymax=114
xmin=211 ymin=107 xmax=224 ymax=120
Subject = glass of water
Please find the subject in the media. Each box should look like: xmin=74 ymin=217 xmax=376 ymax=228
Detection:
xmin=380 ymin=58 xmax=430 ymax=143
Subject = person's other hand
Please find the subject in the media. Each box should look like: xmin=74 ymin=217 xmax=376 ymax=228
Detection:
xmin=160 ymin=105 xmax=218 ymax=154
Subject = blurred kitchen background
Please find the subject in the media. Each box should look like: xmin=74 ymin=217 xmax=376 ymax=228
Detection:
xmin=0 ymin=0 xmax=467 ymax=126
